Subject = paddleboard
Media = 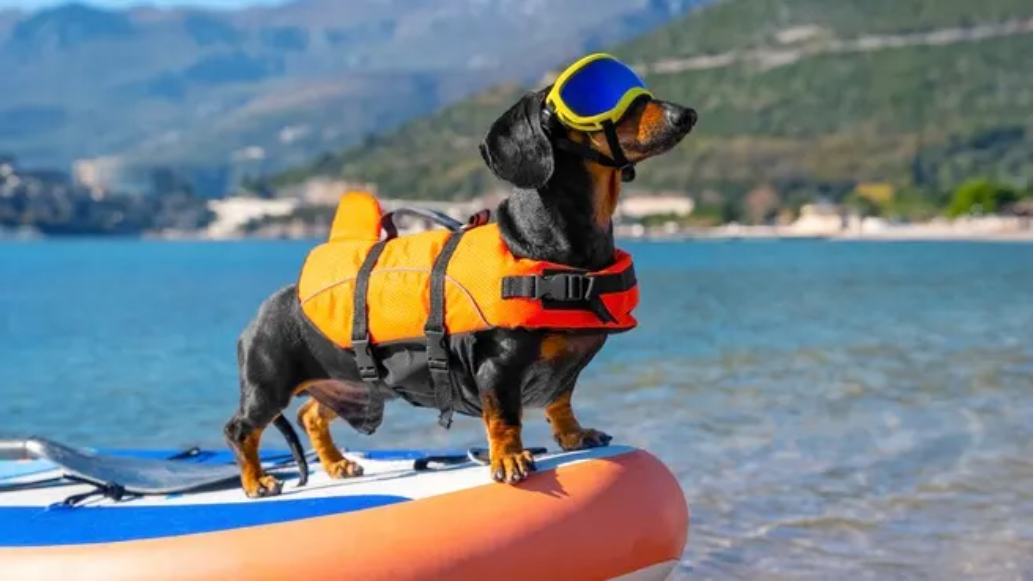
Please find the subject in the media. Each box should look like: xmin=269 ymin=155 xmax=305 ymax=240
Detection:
xmin=0 ymin=438 xmax=688 ymax=580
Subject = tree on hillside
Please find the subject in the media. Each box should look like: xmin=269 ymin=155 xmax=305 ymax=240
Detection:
xmin=946 ymin=178 xmax=1023 ymax=217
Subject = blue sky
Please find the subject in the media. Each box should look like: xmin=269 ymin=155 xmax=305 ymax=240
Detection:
xmin=0 ymin=0 xmax=286 ymax=9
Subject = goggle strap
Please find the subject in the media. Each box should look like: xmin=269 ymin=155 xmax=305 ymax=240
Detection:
xmin=544 ymin=104 xmax=638 ymax=183
xmin=600 ymin=120 xmax=635 ymax=182
xmin=555 ymin=137 xmax=637 ymax=183
xmin=601 ymin=121 xmax=627 ymax=166
xmin=555 ymin=138 xmax=614 ymax=167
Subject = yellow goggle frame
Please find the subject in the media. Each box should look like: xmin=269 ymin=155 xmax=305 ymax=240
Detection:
xmin=545 ymin=53 xmax=653 ymax=133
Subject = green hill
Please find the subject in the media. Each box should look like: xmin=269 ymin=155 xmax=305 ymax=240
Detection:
xmin=0 ymin=0 xmax=699 ymax=179
xmin=268 ymin=0 xmax=1033 ymax=220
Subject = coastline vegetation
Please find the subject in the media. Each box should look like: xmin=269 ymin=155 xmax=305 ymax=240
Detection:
xmin=264 ymin=0 xmax=1032 ymax=227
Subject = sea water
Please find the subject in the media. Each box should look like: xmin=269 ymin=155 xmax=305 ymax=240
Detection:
xmin=1 ymin=237 xmax=1030 ymax=579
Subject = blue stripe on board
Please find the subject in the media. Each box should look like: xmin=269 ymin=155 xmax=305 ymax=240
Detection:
xmin=0 ymin=448 xmax=471 ymax=482
xmin=0 ymin=495 xmax=410 ymax=547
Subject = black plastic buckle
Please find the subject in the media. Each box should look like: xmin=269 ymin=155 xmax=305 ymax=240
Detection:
xmin=534 ymin=273 xmax=594 ymax=302
xmin=424 ymin=327 xmax=449 ymax=371
xmin=352 ymin=338 xmax=380 ymax=382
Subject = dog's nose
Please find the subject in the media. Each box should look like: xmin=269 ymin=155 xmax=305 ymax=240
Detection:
xmin=666 ymin=106 xmax=697 ymax=130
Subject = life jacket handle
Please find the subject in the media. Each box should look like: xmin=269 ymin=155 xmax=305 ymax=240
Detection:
xmin=380 ymin=206 xmax=464 ymax=240
xmin=380 ymin=206 xmax=492 ymax=239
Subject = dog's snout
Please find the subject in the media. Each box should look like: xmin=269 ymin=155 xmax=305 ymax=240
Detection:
xmin=666 ymin=105 xmax=697 ymax=130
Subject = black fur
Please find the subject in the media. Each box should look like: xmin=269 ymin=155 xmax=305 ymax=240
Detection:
xmin=272 ymin=414 xmax=308 ymax=485
xmin=225 ymin=85 xmax=697 ymax=493
xmin=479 ymin=90 xmax=555 ymax=190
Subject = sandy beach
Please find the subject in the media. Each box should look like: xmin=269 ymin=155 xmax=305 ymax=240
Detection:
xmin=621 ymin=215 xmax=1033 ymax=243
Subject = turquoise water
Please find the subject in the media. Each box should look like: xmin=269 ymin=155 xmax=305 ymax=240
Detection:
xmin=1 ymin=238 xmax=1031 ymax=579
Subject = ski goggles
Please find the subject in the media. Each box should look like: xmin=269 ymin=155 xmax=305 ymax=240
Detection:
xmin=545 ymin=53 xmax=652 ymax=132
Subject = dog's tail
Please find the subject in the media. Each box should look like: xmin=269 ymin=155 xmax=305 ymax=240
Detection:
xmin=272 ymin=414 xmax=309 ymax=487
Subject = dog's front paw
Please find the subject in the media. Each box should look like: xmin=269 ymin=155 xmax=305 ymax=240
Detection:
xmin=555 ymin=427 xmax=612 ymax=451
xmin=325 ymin=458 xmax=364 ymax=479
xmin=490 ymin=449 xmax=537 ymax=484
xmin=245 ymin=475 xmax=283 ymax=498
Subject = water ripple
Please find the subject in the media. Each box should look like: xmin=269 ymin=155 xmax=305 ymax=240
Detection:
xmin=1 ymin=239 xmax=1031 ymax=580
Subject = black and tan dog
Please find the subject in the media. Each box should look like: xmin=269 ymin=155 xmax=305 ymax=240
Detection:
xmin=223 ymin=84 xmax=696 ymax=498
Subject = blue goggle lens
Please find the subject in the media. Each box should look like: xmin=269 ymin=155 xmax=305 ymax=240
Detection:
xmin=558 ymin=57 xmax=647 ymax=119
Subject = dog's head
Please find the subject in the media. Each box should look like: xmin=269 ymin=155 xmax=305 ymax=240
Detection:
xmin=478 ymin=83 xmax=696 ymax=193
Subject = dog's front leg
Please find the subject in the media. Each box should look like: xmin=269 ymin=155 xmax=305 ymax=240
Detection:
xmin=545 ymin=388 xmax=612 ymax=451
xmin=481 ymin=387 xmax=536 ymax=484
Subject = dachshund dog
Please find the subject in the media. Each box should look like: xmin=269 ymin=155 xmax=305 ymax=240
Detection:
xmin=223 ymin=83 xmax=697 ymax=498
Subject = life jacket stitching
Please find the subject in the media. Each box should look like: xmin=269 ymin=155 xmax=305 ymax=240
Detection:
xmin=300 ymin=267 xmax=491 ymax=329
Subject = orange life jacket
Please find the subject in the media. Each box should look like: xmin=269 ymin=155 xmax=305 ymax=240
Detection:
xmin=296 ymin=191 xmax=639 ymax=427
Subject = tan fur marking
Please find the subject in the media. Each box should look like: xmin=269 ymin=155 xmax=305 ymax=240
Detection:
xmin=295 ymin=387 xmax=364 ymax=479
xmin=540 ymin=334 xmax=570 ymax=360
xmin=297 ymin=397 xmax=344 ymax=467
xmin=544 ymin=390 xmax=583 ymax=440
xmin=565 ymin=126 xmax=623 ymax=229
xmin=238 ymin=428 xmax=278 ymax=497
xmin=482 ymin=390 xmax=534 ymax=483
xmin=545 ymin=389 xmax=611 ymax=451
xmin=635 ymin=100 xmax=668 ymax=143
xmin=589 ymin=163 xmax=621 ymax=228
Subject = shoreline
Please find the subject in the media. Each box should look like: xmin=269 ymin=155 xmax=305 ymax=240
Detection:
xmin=618 ymin=220 xmax=1033 ymax=243
xmin=3 ymin=225 xmax=1031 ymax=244
xmin=668 ymin=228 xmax=1033 ymax=243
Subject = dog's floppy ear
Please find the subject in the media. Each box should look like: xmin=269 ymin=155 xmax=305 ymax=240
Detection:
xmin=479 ymin=89 xmax=554 ymax=190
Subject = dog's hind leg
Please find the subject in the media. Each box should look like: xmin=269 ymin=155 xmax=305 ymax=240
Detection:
xmin=224 ymin=400 xmax=286 ymax=498
xmin=224 ymin=286 xmax=307 ymax=498
xmin=225 ymin=382 xmax=294 ymax=498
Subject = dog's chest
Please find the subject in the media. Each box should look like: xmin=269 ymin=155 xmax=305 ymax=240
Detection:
xmin=517 ymin=333 xmax=608 ymax=407
xmin=380 ymin=333 xmax=605 ymax=414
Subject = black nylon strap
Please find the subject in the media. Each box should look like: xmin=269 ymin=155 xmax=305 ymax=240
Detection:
xmin=601 ymin=120 xmax=635 ymax=182
xmin=501 ymin=265 xmax=636 ymax=300
xmin=424 ymin=230 xmax=468 ymax=429
xmin=553 ymin=128 xmax=636 ymax=183
xmin=500 ymin=265 xmax=636 ymax=324
xmin=352 ymin=239 xmax=389 ymax=383
xmin=545 ymin=100 xmax=637 ymax=183
xmin=554 ymin=138 xmax=615 ymax=166
xmin=601 ymin=120 xmax=628 ymax=167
